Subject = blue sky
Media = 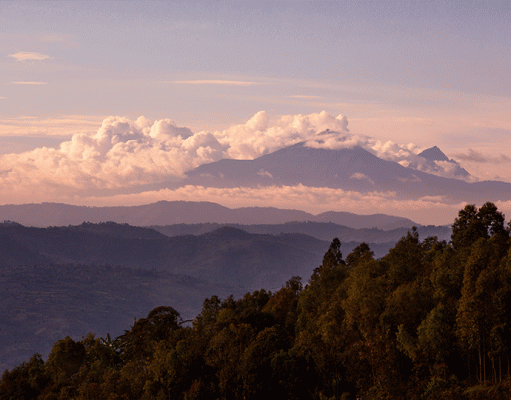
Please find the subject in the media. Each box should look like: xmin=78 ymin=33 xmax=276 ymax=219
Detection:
xmin=0 ymin=0 xmax=510 ymax=222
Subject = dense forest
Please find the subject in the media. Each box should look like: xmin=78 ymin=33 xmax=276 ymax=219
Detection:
xmin=2 ymin=203 xmax=511 ymax=399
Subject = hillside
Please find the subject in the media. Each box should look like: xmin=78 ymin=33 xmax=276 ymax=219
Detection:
xmin=183 ymin=143 xmax=511 ymax=203
xmin=2 ymin=203 xmax=511 ymax=400
xmin=151 ymin=221 xmax=451 ymax=244
xmin=0 ymin=264 xmax=243 ymax=372
xmin=0 ymin=223 xmax=328 ymax=288
xmin=0 ymin=219 xmax=411 ymax=372
xmin=0 ymin=201 xmax=418 ymax=228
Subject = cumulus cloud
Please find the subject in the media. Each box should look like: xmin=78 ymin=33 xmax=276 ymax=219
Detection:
xmin=0 ymin=116 xmax=228 ymax=193
xmin=303 ymin=127 xmax=473 ymax=181
xmin=218 ymin=110 xmax=350 ymax=159
xmin=0 ymin=110 xmax=353 ymax=200
xmin=301 ymin=123 xmax=423 ymax=166
xmin=453 ymin=148 xmax=511 ymax=164
xmin=0 ymin=110 xmax=476 ymax=206
xmin=8 ymin=52 xmax=52 ymax=62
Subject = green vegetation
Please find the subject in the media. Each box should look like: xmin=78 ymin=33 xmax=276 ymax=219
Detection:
xmin=0 ymin=264 xmax=243 ymax=372
xmin=2 ymin=202 xmax=511 ymax=399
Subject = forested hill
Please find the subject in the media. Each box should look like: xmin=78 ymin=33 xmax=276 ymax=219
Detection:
xmin=0 ymin=201 xmax=417 ymax=229
xmin=0 ymin=222 xmax=328 ymax=288
xmin=0 ymin=221 xmax=404 ymax=286
xmin=0 ymin=221 xmax=397 ymax=371
xmin=150 ymin=221 xmax=451 ymax=244
xmin=3 ymin=202 xmax=511 ymax=399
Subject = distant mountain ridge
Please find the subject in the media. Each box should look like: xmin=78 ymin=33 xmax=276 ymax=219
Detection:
xmin=0 ymin=221 xmax=330 ymax=289
xmin=0 ymin=218 xmax=446 ymax=372
xmin=182 ymin=143 xmax=510 ymax=202
xmin=151 ymin=221 xmax=451 ymax=244
xmin=0 ymin=200 xmax=418 ymax=229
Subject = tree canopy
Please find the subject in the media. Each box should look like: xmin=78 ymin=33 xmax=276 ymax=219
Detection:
xmin=3 ymin=202 xmax=511 ymax=399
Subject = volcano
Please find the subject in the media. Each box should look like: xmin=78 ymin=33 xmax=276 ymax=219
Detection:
xmin=183 ymin=142 xmax=511 ymax=204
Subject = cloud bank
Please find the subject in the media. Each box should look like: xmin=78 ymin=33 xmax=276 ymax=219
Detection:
xmin=0 ymin=110 xmax=476 ymax=215
xmin=72 ymin=185 xmax=469 ymax=226
xmin=0 ymin=111 xmax=349 ymax=195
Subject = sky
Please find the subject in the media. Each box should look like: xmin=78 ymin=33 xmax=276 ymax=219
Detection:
xmin=1 ymin=0 xmax=510 ymax=224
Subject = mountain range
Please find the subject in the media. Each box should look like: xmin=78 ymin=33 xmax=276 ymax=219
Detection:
xmin=2 ymin=143 xmax=508 ymax=229
xmin=0 ymin=200 xmax=418 ymax=229
xmin=1 ymin=141 xmax=495 ymax=374
xmin=0 ymin=218 xmax=450 ymax=371
xmin=3 ymin=220 xmax=444 ymax=288
xmin=181 ymin=143 xmax=511 ymax=204
xmin=0 ymin=221 xmax=327 ymax=371
xmin=150 ymin=221 xmax=451 ymax=244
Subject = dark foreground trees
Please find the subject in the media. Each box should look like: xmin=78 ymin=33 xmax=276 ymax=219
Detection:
xmin=3 ymin=202 xmax=511 ymax=399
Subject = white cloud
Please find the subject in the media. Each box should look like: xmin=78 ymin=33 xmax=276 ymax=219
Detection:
xmin=350 ymin=173 xmax=374 ymax=184
xmin=0 ymin=115 xmax=227 ymax=193
xmin=11 ymin=81 xmax=48 ymax=85
xmin=256 ymin=169 xmax=273 ymax=178
xmin=303 ymin=128 xmax=474 ymax=181
xmin=0 ymin=111 xmax=351 ymax=202
xmin=0 ymin=110 xmax=479 ymax=211
xmin=8 ymin=52 xmax=52 ymax=62
xmin=218 ymin=110 xmax=350 ymax=160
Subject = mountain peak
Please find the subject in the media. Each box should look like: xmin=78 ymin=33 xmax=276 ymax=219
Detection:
xmin=418 ymin=146 xmax=449 ymax=162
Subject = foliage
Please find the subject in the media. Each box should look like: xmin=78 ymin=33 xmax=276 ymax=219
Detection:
xmin=2 ymin=203 xmax=511 ymax=399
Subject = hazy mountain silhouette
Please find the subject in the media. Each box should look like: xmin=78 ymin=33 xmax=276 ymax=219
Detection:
xmin=152 ymin=222 xmax=451 ymax=244
xmin=418 ymin=146 xmax=450 ymax=162
xmin=0 ymin=222 xmax=328 ymax=289
xmin=184 ymin=143 xmax=510 ymax=202
xmin=416 ymin=146 xmax=470 ymax=179
xmin=0 ymin=201 xmax=417 ymax=229
xmin=311 ymin=211 xmax=417 ymax=230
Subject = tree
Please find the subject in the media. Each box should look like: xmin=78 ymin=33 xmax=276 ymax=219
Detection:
xmin=118 ymin=305 xmax=182 ymax=363
xmin=345 ymin=242 xmax=374 ymax=270
xmin=321 ymin=237 xmax=344 ymax=269
xmin=0 ymin=353 xmax=49 ymax=400
xmin=451 ymin=202 xmax=507 ymax=252
xmin=45 ymin=336 xmax=86 ymax=387
xmin=263 ymin=276 xmax=302 ymax=340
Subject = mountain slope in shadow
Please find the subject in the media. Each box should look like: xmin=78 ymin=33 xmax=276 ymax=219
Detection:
xmin=184 ymin=143 xmax=511 ymax=203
